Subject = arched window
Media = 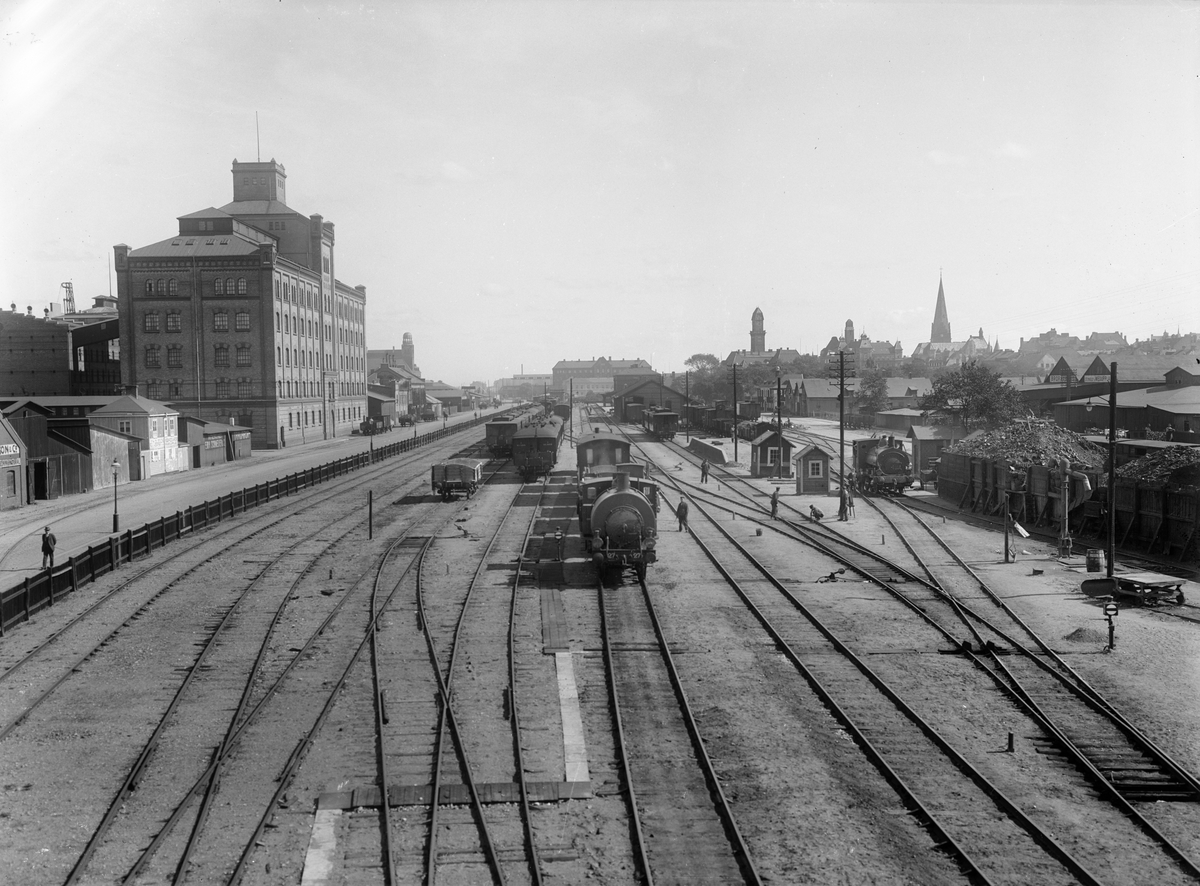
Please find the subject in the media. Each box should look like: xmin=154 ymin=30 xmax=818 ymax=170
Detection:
xmin=237 ymin=278 xmax=247 ymax=295
xmin=214 ymin=278 xmax=224 ymax=296
xmin=214 ymin=344 xmax=230 ymax=367
xmin=168 ymin=278 xmax=178 ymax=296
xmin=145 ymin=280 xmax=154 ymax=295
xmin=276 ymin=347 xmax=281 ymax=365
xmin=156 ymin=279 xmax=166 ymax=294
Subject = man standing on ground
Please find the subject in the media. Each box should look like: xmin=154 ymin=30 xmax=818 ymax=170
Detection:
xmin=770 ymin=487 xmax=779 ymax=519
xmin=700 ymin=459 xmax=709 ymax=483
xmin=42 ymin=526 xmax=57 ymax=569
xmin=677 ymin=499 xmax=689 ymax=532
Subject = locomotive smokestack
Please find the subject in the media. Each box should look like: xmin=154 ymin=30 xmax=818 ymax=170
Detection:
xmin=614 ymin=472 xmax=631 ymax=492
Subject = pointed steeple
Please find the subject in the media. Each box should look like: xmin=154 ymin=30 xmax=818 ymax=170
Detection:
xmin=930 ymin=275 xmax=951 ymax=343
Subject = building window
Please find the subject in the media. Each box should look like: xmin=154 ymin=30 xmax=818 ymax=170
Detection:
xmin=214 ymin=344 xmax=230 ymax=367
xmin=144 ymin=280 xmax=154 ymax=295
xmin=236 ymin=345 xmax=251 ymax=367
xmin=807 ymin=460 xmax=824 ymax=479
xmin=274 ymin=278 xmax=281 ymax=300
xmin=276 ymin=346 xmax=282 ymax=365
xmin=214 ymin=311 xmax=229 ymax=332
xmin=215 ymin=278 xmax=224 ymax=296
xmin=235 ymin=311 xmax=250 ymax=332
xmin=168 ymin=278 xmax=179 ymax=296
xmin=237 ymin=277 xmax=247 ymax=295
xmin=119 ymin=420 xmax=132 ymax=434
xmin=147 ymin=383 xmax=162 ymax=400
xmin=170 ymin=381 xmax=182 ymax=398
xmin=166 ymin=312 xmax=182 ymax=333
xmin=283 ymin=315 xmax=289 ymax=334
xmin=156 ymin=278 xmax=166 ymax=294
xmin=143 ymin=312 xmax=160 ymax=332
xmin=167 ymin=345 xmax=183 ymax=368
xmin=238 ymin=380 xmax=253 ymax=398
xmin=216 ymin=379 xmax=231 ymax=398
xmin=145 ymin=345 xmax=161 ymax=367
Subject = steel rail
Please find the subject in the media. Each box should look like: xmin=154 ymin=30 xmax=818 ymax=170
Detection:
xmin=869 ymin=497 xmax=1200 ymax=879
xmin=61 ymin=561 xmax=274 ymax=886
xmin=224 ymin=535 xmax=434 ymax=886
xmin=635 ymin=572 xmax=764 ymax=886
xmin=417 ymin=542 xmax=507 ymax=886
xmin=596 ymin=576 xmax=655 ymax=886
xmin=506 ymin=476 xmax=554 ymax=886
xmin=886 ymin=494 xmax=1200 ymax=798
xmin=664 ymin=484 xmax=1106 ymax=886
xmin=117 ymin=457 xmax=510 ymax=884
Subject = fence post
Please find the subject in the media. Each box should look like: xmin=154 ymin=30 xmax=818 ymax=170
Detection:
xmin=124 ymin=529 xmax=133 ymax=564
xmin=23 ymin=577 xmax=30 ymax=620
xmin=69 ymin=555 xmax=78 ymax=596
xmin=109 ymin=535 xmax=117 ymax=574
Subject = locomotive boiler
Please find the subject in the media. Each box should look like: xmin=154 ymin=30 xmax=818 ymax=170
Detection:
xmin=852 ymin=436 xmax=914 ymax=494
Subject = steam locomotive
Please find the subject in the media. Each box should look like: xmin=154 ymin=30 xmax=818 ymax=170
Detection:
xmin=851 ymin=435 xmax=914 ymax=494
xmin=576 ymin=430 xmax=659 ymax=580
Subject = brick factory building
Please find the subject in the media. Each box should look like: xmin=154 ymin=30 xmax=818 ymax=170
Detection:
xmin=114 ymin=159 xmax=368 ymax=449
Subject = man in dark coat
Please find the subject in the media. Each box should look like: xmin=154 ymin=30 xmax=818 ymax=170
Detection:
xmin=677 ymin=499 xmax=689 ymax=532
xmin=42 ymin=526 xmax=57 ymax=569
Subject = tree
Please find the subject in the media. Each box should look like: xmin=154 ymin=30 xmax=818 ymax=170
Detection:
xmin=683 ymin=353 xmax=722 ymax=403
xmin=856 ymin=367 xmax=890 ymax=417
xmin=918 ymin=360 xmax=1028 ymax=430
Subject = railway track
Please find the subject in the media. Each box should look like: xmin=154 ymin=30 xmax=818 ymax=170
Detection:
xmin=599 ymin=570 xmax=761 ymax=885
xmin=0 ymin=435 xmax=499 ymax=884
xmin=628 ymin=426 xmax=1200 ymax=884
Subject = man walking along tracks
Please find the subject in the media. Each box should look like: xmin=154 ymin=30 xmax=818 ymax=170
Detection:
xmin=676 ymin=499 xmax=689 ymax=532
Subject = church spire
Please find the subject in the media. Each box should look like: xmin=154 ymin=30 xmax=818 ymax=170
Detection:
xmin=930 ymin=275 xmax=951 ymax=343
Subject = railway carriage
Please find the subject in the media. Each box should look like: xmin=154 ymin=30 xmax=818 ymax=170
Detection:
xmin=642 ymin=408 xmax=679 ymax=440
xmin=512 ymin=415 xmax=565 ymax=481
xmin=485 ymin=419 xmax=522 ymax=456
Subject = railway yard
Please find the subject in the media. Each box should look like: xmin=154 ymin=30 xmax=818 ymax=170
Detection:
xmin=2 ymin=406 xmax=1200 ymax=886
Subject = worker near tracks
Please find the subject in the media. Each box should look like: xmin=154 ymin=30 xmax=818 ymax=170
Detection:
xmin=41 ymin=526 xmax=57 ymax=569
xmin=838 ymin=489 xmax=849 ymax=522
xmin=845 ymin=485 xmax=855 ymax=518
xmin=770 ymin=487 xmax=779 ymax=519
xmin=676 ymin=499 xmax=689 ymax=532
xmin=700 ymin=459 xmax=710 ymax=483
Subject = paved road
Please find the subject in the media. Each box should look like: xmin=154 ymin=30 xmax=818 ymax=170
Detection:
xmin=0 ymin=408 xmax=506 ymax=589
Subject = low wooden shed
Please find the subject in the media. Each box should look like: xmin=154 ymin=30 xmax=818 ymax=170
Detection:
xmin=793 ymin=443 xmax=832 ymax=495
xmin=749 ymin=429 xmax=794 ymax=478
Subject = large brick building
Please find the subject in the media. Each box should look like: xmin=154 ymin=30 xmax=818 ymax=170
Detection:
xmin=114 ymin=160 xmax=368 ymax=448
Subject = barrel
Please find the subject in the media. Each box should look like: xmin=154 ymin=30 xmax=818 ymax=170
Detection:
xmin=1086 ymin=549 xmax=1103 ymax=573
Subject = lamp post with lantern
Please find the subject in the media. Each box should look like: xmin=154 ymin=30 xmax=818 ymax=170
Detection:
xmin=111 ymin=458 xmax=120 ymax=533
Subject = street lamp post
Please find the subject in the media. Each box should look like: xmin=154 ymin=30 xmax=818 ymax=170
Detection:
xmin=111 ymin=458 xmax=120 ymax=533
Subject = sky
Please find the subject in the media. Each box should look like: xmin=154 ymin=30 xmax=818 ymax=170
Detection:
xmin=2 ymin=0 xmax=1198 ymax=386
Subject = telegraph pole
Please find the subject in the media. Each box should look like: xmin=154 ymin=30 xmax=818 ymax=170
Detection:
xmin=685 ymin=371 xmax=690 ymax=442
xmin=729 ymin=361 xmax=739 ymax=463
xmin=828 ymin=349 xmax=855 ymax=500
xmin=776 ymin=370 xmax=783 ymax=479
xmin=1107 ymin=362 xmax=1118 ymax=578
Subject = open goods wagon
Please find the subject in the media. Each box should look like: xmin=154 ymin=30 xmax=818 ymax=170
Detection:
xmin=431 ymin=459 xmax=484 ymax=501
xmin=937 ymin=450 xmax=1200 ymax=563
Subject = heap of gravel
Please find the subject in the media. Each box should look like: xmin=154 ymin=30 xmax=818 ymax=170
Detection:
xmin=1115 ymin=445 xmax=1200 ymax=486
xmin=947 ymin=420 xmax=1105 ymax=470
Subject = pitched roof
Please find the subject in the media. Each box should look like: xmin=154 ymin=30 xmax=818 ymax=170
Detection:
xmin=219 ymin=199 xmax=300 ymax=216
xmin=129 ymin=233 xmax=263 ymax=259
xmin=91 ymin=395 xmax=177 ymax=416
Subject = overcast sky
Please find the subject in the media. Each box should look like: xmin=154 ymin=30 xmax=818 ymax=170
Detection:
xmin=2 ymin=0 xmax=1197 ymax=385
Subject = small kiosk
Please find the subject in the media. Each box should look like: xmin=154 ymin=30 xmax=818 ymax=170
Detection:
xmin=793 ymin=443 xmax=832 ymax=495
